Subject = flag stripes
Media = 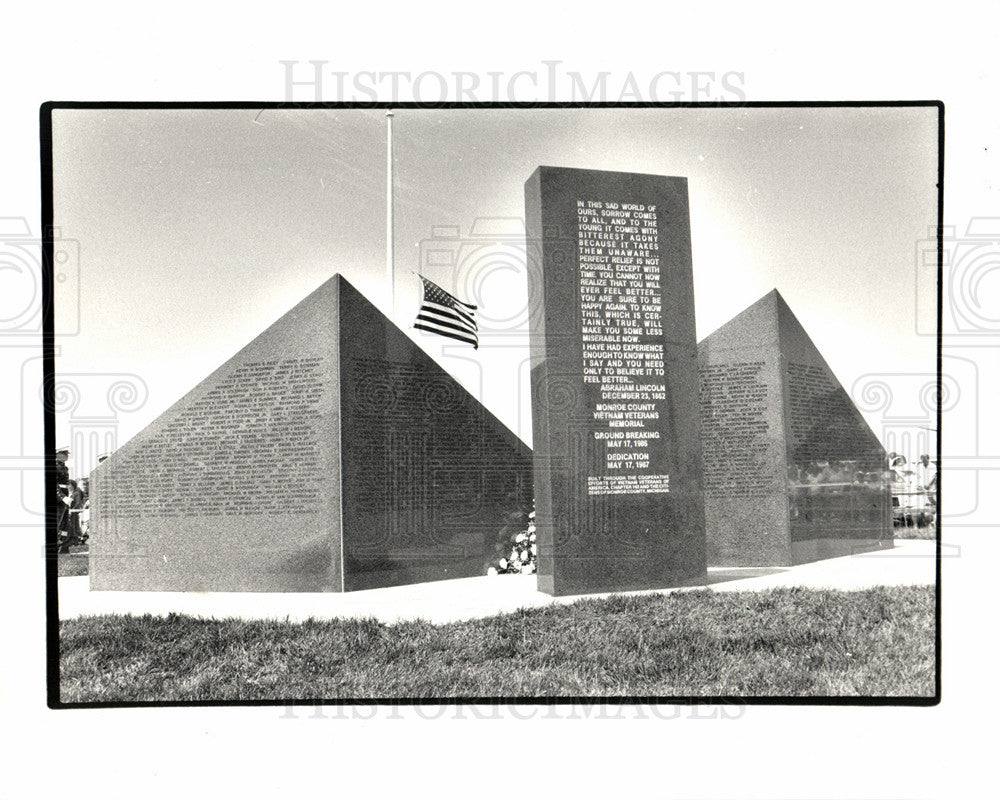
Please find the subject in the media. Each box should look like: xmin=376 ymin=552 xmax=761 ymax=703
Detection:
xmin=414 ymin=275 xmax=479 ymax=349
xmin=413 ymin=321 xmax=478 ymax=347
xmin=420 ymin=300 xmax=475 ymax=327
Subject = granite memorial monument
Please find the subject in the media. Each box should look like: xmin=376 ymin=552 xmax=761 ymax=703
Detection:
xmin=524 ymin=166 xmax=707 ymax=596
xmin=698 ymin=289 xmax=893 ymax=566
xmin=89 ymin=274 xmax=532 ymax=592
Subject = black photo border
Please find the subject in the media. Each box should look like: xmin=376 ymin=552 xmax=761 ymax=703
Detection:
xmin=41 ymin=99 xmax=944 ymax=709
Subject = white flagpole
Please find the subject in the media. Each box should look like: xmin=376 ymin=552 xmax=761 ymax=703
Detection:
xmin=386 ymin=109 xmax=394 ymax=320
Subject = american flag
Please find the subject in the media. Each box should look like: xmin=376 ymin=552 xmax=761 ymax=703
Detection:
xmin=413 ymin=275 xmax=479 ymax=349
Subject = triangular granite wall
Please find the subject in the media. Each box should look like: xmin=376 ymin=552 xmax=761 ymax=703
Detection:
xmin=698 ymin=290 xmax=892 ymax=566
xmin=90 ymin=275 xmax=532 ymax=592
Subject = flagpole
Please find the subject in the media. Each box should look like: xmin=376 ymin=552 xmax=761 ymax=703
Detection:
xmin=386 ymin=109 xmax=394 ymax=321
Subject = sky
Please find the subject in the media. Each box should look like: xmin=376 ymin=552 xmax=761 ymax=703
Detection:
xmin=51 ymin=106 xmax=939 ymax=476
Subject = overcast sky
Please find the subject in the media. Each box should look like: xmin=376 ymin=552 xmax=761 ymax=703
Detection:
xmin=51 ymin=106 xmax=939 ymax=473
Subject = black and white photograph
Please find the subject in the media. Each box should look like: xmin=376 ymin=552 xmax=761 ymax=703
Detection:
xmin=48 ymin=104 xmax=939 ymax=703
xmin=2 ymin=4 xmax=997 ymax=799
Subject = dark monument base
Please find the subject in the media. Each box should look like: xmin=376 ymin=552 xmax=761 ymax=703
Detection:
xmin=699 ymin=290 xmax=893 ymax=568
xmin=90 ymin=275 xmax=532 ymax=592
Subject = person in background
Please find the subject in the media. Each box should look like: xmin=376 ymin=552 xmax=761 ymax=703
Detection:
xmin=79 ymin=477 xmax=90 ymax=544
xmin=917 ymin=454 xmax=938 ymax=510
xmin=916 ymin=454 xmax=937 ymax=490
xmin=55 ymin=447 xmax=71 ymax=541
xmin=62 ymin=479 xmax=85 ymax=552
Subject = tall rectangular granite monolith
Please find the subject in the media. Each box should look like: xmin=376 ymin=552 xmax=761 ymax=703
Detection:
xmin=524 ymin=166 xmax=707 ymax=596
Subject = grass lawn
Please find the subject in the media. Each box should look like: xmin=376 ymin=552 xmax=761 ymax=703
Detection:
xmin=894 ymin=523 xmax=937 ymax=540
xmin=57 ymin=550 xmax=89 ymax=578
xmin=59 ymin=584 xmax=935 ymax=702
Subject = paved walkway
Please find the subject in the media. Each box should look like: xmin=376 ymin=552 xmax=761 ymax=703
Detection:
xmin=58 ymin=538 xmax=938 ymax=626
